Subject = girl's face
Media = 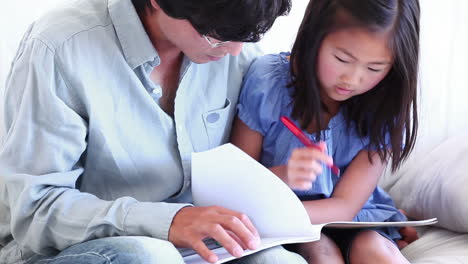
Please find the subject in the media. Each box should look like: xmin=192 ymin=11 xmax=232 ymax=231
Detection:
xmin=316 ymin=28 xmax=393 ymax=107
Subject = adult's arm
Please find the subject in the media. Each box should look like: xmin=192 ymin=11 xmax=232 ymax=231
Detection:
xmin=0 ymin=35 xmax=190 ymax=256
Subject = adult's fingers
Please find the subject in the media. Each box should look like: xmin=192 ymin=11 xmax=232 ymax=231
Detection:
xmin=216 ymin=207 xmax=260 ymax=250
xmin=227 ymin=230 xmax=248 ymax=249
xmin=208 ymin=225 xmax=245 ymax=258
xmin=168 ymin=206 xmax=260 ymax=262
xmin=191 ymin=238 xmax=219 ymax=263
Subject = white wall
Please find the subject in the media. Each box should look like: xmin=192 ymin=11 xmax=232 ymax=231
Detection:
xmin=0 ymin=0 xmax=64 ymax=85
xmin=416 ymin=0 xmax=468 ymax=149
xmin=257 ymin=0 xmax=309 ymax=54
xmin=0 ymin=0 xmax=64 ymax=135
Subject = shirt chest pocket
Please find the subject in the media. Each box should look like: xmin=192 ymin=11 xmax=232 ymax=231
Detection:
xmin=202 ymin=98 xmax=233 ymax=148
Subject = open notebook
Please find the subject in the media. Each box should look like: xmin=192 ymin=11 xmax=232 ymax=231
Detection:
xmin=183 ymin=144 xmax=437 ymax=264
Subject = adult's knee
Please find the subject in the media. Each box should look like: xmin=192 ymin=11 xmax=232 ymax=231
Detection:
xmin=231 ymin=246 xmax=307 ymax=264
xmin=106 ymin=236 xmax=184 ymax=264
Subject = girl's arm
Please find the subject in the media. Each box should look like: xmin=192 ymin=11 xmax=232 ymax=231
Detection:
xmin=230 ymin=117 xmax=321 ymax=187
xmin=303 ymin=150 xmax=386 ymax=223
xmin=230 ymin=117 xmax=263 ymax=161
xmin=230 ymin=117 xmax=288 ymax=182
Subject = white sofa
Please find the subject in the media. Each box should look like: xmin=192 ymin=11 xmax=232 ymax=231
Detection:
xmin=382 ymin=135 xmax=468 ymax=263
xmin=377 ymin=1 xmax=468 ymax=263
xmin=1 ymin=0 xmax=467 ymax=263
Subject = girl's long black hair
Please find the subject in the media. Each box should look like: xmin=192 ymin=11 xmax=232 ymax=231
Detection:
xmin=289 ymin=0 xmax=420 ymax=171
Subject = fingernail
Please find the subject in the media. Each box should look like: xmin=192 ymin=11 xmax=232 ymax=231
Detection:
xmin=208 ymin=255 xmax=218 ymax=263
xmin=233 ymin=246 xmax=244 ymax=257
xmin=248 ymin=239 xmax=259 ymax=249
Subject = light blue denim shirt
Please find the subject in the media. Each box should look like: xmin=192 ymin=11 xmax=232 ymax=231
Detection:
xmin=0 ymin=0 xmax=261 ymax=262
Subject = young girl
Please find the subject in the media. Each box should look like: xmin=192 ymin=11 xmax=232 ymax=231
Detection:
xmin=231 ymin=0 xmax=420 ymax=263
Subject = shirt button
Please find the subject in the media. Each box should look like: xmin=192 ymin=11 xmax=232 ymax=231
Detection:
xmin=206 ymin=113 xmax=220 ymax=123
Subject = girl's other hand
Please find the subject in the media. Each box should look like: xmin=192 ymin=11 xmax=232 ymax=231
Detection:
xmin=396 ymin=209 xmax=419 ymax=249
xmin=286 ymin=142 xmax=334 ymax=190
xmin=397 ymin=226 xmax=419 ymax=249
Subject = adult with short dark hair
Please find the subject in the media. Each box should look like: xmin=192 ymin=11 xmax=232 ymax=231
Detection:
xmin=0 ymin=0 xmax=307 ymax=263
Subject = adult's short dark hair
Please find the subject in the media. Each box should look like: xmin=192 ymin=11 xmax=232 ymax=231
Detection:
xmin=131 ymin=0 xmax=291 ymax=42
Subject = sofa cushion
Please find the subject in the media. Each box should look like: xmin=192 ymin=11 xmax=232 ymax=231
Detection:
xmin=402 ymin=226 xmax=468 ymax=263
xmin=386 ymin=133 xmax=468 ymax=233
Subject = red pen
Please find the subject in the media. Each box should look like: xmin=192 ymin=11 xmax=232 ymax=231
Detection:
xmin=280 ymin=116 xmax=340 ymax=176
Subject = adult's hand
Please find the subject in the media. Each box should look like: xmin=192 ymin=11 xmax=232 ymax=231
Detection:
xmin=169 ymin=206 xmax=261 ymax=263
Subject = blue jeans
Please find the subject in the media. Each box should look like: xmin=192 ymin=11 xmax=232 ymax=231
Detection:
xmin=25 ymin=236 xmax=306 ymax=264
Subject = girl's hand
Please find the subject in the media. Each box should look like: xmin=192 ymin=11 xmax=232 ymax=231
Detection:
xmin=396 ymin=209 xmax=419 ymax=249
xmin=397 ymin=226 xmax=419 ymax=249
xmin=286 ymin=142 xmax=334 ymax=190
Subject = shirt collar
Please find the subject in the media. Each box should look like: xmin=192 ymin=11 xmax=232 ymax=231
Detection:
xmin=108 ymin=0 xmax=160 ymax=69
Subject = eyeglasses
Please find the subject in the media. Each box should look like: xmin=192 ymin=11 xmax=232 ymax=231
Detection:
xmin=202 ymin=35 xmax=231 ymax=48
